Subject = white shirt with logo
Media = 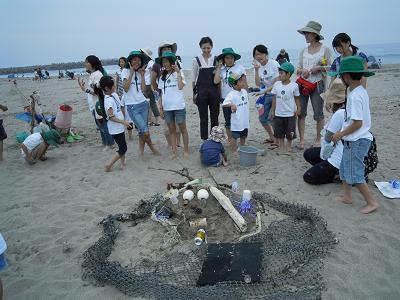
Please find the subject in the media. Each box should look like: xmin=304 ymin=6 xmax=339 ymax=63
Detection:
xmin=271 ymin=81 xmax=300 ymax=117
xmin=257 ymin=59 xmax=280 ymax=91
xmin=323 ymin=109 xmax=345 ymax=169
xmin=222 ymin=89 xmax=249 ymax=132
xmin=220 ymin=64 xmax=246 ymax=99
xmin=157 ymin=70 xmax=186 ymax=111
xmin=144 ymin=60 xmax=154 ymax=86
xmin=104 ymin=93 xmax=125 ymax=135
xmin=121 ymin=69 xmax=148 ymax=105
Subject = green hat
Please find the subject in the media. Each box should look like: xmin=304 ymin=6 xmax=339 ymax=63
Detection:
xmin=42 ymin=129 xmax=60 ymax=147
xmin=228 ymin=70 xmax=245 ymax=86
xmin=155 ymin=51 xmax=177 ymax=64
xmin=279 ymin=62 xmax=295 ymax=75
xmin=217 ymin=48 xmax=241 ymax=61
xmin=126 ymin=51 xmax=150 ymax=68
xmin=328 ymin=56 xmax=375 ymax=77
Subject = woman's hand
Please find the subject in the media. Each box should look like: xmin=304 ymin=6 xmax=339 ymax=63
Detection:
xmin=301 ymin=69 xmax=310 ymax=79
xmin=124 ymin=121 xmax=133 ymax=129
xmin=310 ymin=66 xmax=320 ymax=74
xmin=269 ymin=112 xmax=275 ymax=120
xmin=172 ymin=64 xmax=180 ymax=73
xmin=77 ymin=77 xmax=85 ymax=91
xmin=129 ymin=62 xmax=135 ymax=74
xmin=253 ymin=62 xmax=260 ymax=71
xmin=159 ymin=106 xmax=164 ymax=119
xmin=138 ymin=66 xmax=146 ymax=77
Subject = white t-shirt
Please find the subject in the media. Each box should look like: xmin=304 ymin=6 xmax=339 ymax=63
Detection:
xmin=322 ymin=109 xmax=345 ymax=169
xmin=342 ymin=85 xmax=373 ymax=141
xmin=220 ymin=64 xmax=246 ymax=99
xmin=21 ymin=132 xmax=43 ymax=157
xmin=257 ymin=59 xmax=280 ymax=91
xmin=120 ymin=94 xmax=132 ymax=123
xmin=144 ymin=60 xmax=154 ymax=86
xmin=86 ymin=70 xmax=103 ymax=111
xmin=271 ymin=81 xmax=300 ymax=117
xmin=222 ymin=89 xmax=249 ymax=132
xmin=121 ymin=69 xmax=148 ymax=105
xmin=104 ymin=93 xmax=125 ymax=135
xmin=157 ymin=70 xmax=186 ymax=111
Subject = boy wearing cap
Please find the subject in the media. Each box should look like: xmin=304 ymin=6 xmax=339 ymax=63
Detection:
xmin=222 ymin=71 xmax=249 ymax=153
xmin=20 ymin=130 xmax=60 ymax=164
xmin=270 ymin=62 xmax=301 ymax=153
xmin=331 ymin=56 xmax=378 ymax=214
xmin=199 ymin=126 xmax=228 ymax=167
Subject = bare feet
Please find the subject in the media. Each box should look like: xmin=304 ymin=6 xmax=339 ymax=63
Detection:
xmin=183 ymin=151 xmax=189 ymax=159
xmin=335 ymin=196 xmax=352 ymax=204
xmin=152 ymin=150 xmax=161 ymax=156
xmin=120 ymin=163 xmax=126 ymax=170
xmin=105 ymin=165 xmax=112 ymax=172
xmin=296 ymin=143 xmax=305 ymax=150
xmin=268 ymin=143 xmax=279 ymax=150
xmin=313 ymin=139 xmax=321 ymax=147
xmin=170 ymin=153 xmax=177 ymax=160
xmin=360 ymin=203 xmax=379 ymax=214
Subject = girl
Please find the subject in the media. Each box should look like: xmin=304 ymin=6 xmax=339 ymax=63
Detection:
xmin=99 ymin=76 xmax=132 ymax=172
xmin=192 ymin=36 xmax=220 ymax=141
xmin=77 ymin=55 xmax=114 ymax=150
xmin=252 ymin=44 xmax=280 ymax=148
xmin=122 ymin=51 xmax=160 ymax=156
xmin=116 ymin=57 xmax=126 ymax=98
xmin=331 ymin=33 xmax=369 ymax=87
xmin=296 ymin=21 xmax=332 ymax=149
xmin=214 ymin=48 xmax=245 ymax=143
xmin=156 ymin=52 xmax=189 ymax=159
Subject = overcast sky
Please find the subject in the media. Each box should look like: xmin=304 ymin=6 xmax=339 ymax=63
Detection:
xmin=1 ymin=0 xmax=399 ymax=68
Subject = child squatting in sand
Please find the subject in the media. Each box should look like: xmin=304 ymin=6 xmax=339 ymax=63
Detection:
xmin=331 ymin=56 xmax=379 ymax=214
xmin=199 ymin=126 xmax=228 ymax=167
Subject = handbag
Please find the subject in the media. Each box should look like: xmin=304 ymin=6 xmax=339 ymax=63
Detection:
xmin=296 ymin=77 xmax=318 ymax=96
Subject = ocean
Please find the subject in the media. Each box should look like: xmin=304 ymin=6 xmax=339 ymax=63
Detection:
xmin=2 ymin=42 xmax=400 ymax=79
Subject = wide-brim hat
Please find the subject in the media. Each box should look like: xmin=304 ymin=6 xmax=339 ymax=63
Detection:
xmin=209 ymin=126 xmax=226 ymax=143
xmin=155 ymin=51 xmax=177 ymax=64
xmin=126 ymin=51 xmax=150 ymax=68
xmin=278 ymin=62 xmax=295 ymax=75
xmin=217 ymin=48 xmax=241 ymax=61
xmin=297 ymin=21 xmax=324 ymax=40
xmin=140 ymin=48 xmax=153 ymax=58
xmin=321 ymin=78 xmax=347 ymax=104
xmin=328 ymin=56 xmax=375 ymax=77
xmin=42 ymin=129 xmax=60 ymax=147
xmin=158 ymin=42 xmax=178 ymax=57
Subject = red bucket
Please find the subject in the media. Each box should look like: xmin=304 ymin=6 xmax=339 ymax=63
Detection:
xmin=55 ymin=104 xmax=73 ymax=129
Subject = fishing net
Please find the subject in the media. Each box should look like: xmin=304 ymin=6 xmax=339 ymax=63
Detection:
xmin=81 ymin=191 xmax=337 ymax=300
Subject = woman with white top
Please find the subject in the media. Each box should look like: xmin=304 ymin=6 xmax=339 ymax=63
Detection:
xmin=296 ymin=21 xmax=332 ymax=149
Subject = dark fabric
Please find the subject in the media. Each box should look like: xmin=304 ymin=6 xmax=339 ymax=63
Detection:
xmin=276 ymin=53 xmax=290 ymax=65
xmin=199 ymin=140 xmax=224 ymax=166
xmin=273 ymin=116 xmax=297 ymax=139
xmin=0 ymin=119 xmax=7 ymax=141
xmin=303 ymin=147 xmax=338 ymax=185
xmin=112 ymin=132 xmax=127 ymax=156
xmin=143 ymin=85 xmax=160 ymax=117
xmin=222 ymin=106 xmax=232 ymax=128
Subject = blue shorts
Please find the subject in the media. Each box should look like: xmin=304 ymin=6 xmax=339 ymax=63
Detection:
xmin=126 ymin=101 xmax=149 ymax=136
xmin=164 ymin=109 xmax=186 ymax=125
xmin=0 ymin=253 xmax=6 ymax=271
xmin=258 ymin=94 xmax=273 ymax=125
xmin=232 ymin=128 xmax=248 ymax=139
xmin=340 ymin=138 xmax=371 ymax=185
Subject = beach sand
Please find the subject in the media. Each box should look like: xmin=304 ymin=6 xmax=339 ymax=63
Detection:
xmin=0 ymin=65 xmax=400 ymax=299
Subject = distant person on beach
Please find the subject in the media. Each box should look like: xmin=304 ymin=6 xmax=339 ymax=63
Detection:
xmin=330 ymin=33 xmax=369 ymax=87
xmin=252 ymin=44 xmax=279 ymax=148
xmin=20 ymin=130 xmax=61 ymax=164
xmin=193 ymin=36 xmax=220 ymax=141
xmin=33 ymin=69 xmax=39 ymax=81
xmin=269 ymin=62 xmax=301 ymax=153
xmin=0 ymin=233 xmax=7 ymax=300
xmin=296 ymin=21 xmax=332 ymax=150
xmin=99 ymin=76 xmax=132 ymax=172
xmin=44 ymin=68 xmax=50 ymax=79
xmin=0 ymin=104 xmax=8 ymax=161
xmin=222 ymin=69 xmax=249 ymax=153
xmin=200 ymin=126 xmax=228 ymax=167
xmin=77 ymin=55 xmax=115 ymax=150
xmin=330 ymin=56 xmax=378 ymax=214
xmin=276 ymin=49 xmax=290 ymax=65
xmin=156 ymin=51 xmax=189 ymax=159
xmin=214 ymin=48 xmax=245 ymax=143
xmin=122 ymin=51 xmax=160 ymax=156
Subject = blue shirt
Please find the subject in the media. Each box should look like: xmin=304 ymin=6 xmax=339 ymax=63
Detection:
xmin=330 ymin=51 xmax=368 ymax=73
xmin=199 ymin=140 xmax=224 ymax=166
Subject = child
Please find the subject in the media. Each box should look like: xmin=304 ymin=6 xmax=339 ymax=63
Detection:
xmin=0 ymin=104 xmax=8 ymax=161
xmin=156 ymin=51 xmax=189 ymax=159
xmin=116 ymin=57 xmax=126 ymax=98
xmin=0 ymin=233 xmax=7 ymax=300
xmin=200 ymin=126 xmax=228 ymax=167
xmin=270 ymin=62 xmax=301 ymax=153
xmin=214 ymin=48 xmax=245 ymax=143
xmin=100 ymin=76 xmax=132 ymax=172
xmin=20 ymin=129 xmax=60 ymax=164
xmin=330 ymin=56 xmax=378 ymax=214
xmin=222 ymin=70 xmax=249 ymax=153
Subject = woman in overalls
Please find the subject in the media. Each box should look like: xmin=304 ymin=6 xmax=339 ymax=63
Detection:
xmin=192 ymin=36 xmax=220 ymax=140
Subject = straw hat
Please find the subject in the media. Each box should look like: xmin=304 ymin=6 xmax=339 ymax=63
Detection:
xmin=297 ymin=21 xmax=324 ymax=40
xmin=140 ymin=48 xmax=153 ymax=58
xmin=209 ymin=126 xmax=226 ymax=143
xmin=158 ymin=42 xmax=178 ymax=57
xmin=321 ymin=78 xmax=346 ymax=104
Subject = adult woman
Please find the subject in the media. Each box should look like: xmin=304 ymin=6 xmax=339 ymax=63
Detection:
xmin=296 ymin=21 xmax=332 ymax=149
xmin=122 ymin=51 xmax=160 ymax=156
xmin=192 ymin=36 xmax=220 ymax=140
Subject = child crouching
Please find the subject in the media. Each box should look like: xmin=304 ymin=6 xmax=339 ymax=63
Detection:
xmin=200 ymin=126 xmax=228 ymax=167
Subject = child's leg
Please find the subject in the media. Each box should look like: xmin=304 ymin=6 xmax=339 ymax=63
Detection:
xmin=0 ymin=140 xmax=3 ymax=161
xmin=220 ymin=153 xmax=228 ymax=166
xmin=167 ymin=122 xmax=178 ymax=159
xmin=239 ymin=137 xmax=246 ymax=146
xmin=277 ymin=138 xmax=284 ymax=149
xmin=35 ymin=143 xmax=48 ymax=160
xmin=176 ymin=131 xmax=182 ymax=147
xmin=0 ymin=277 xmax=3 ymax=300
xmin=138 ymin=136 xmax=145 ymax=155
xmin=105 ymin=153 xmax=121 ymax=172
xmin=336 ymin=181 xmax=352 ymax=204
xmin=120 ymin=154 xmax=126 ymax=170
xmin=286 ymin=139 xmax=293 ymax=152
xmin=177 ymin=122 xmax=189 ymax=158
xmin=142 ymin=131 xmax=160 ymax=155
xmin=356 ymin=183 xmax=379 ymax=214
xmin=230 ymin=138 xmax=238 ymax=153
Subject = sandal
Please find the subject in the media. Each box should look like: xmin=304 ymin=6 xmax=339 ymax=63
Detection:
xmin=261 ymin=138 xmax=274 ymax=144
xmin=268 ymin=143 xmax=279 ymax=150
xmin=295 ymin=144 xmax=305 ymax=150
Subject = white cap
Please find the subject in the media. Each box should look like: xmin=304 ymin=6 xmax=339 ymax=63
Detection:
xmin=0 ymin=233 xmax=7 ymax=254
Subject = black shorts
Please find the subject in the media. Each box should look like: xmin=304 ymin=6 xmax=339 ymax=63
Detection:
xmin=231 ymin=128 xmax=248 ymax=139
xmin=273 ymin=116 xmax=296 ymax=140
xmin=0 ymin=120 xmax=7 ymax=141
xmin=112 ymin=132 xmax=127 ymax=156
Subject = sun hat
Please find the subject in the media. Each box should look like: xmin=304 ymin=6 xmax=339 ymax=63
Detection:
xmin=155 ymin=51 xmax=177 ymax=64
xmin=328 ymin=56 xmax=375 ymax=77
xmin=158 ymin=41 xmax=178 ymax=57
xmin=278 ymin=62 xmax=295 ymax=75
xmin=126 ymin=51 xmax=150 ymax=68
xmin=140 ymin=48 xmax=153 ymax=58
xmin=217 ymin=48 xmax=241 ymax=61
xmin=297 ymin=21 xmax=324 ymax=40
xmin=227 ymin=69 xmax=246 ymax=86
xmin=321 ymin=78 xmax=346 ymax=104
xmin=209 ymin=126 xmax=226 ymax=143
xmin=42 ymin=129 xmax=61 ymax=147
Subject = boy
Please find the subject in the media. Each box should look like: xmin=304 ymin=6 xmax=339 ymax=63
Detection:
xmin=330 ymin=56 xmax=378 ymax=214
xmin=270 ymin=62 xmax=301 ymax=152
xmin=20 ymin=129 xmax=60 ymax=164
xmin=222 ymin=71 xmax=249 ymax=153
xmin=0 ymin=104 xmax=8 ymax=161
xmin=199 ymin=126 xmax=228 ymax=167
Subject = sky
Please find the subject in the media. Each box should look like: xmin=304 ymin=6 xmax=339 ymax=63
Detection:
xmin=1 ymin=0 xmax=399 ymax=68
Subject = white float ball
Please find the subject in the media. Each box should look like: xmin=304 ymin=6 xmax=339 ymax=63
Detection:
xmin=183 ymin=190 xmax=194 ymax=201
xmin=197 ymin=189 xmax=209 ymax=200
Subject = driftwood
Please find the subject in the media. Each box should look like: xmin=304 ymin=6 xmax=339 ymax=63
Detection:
xmin=209 ymin=186 xmax=247 ymax=232
xmin=148 ymin=167 xmax=194 ymax=181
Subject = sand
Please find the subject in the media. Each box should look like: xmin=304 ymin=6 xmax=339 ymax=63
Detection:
xmin=0 ymin=65 xmax=400 ymax=299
